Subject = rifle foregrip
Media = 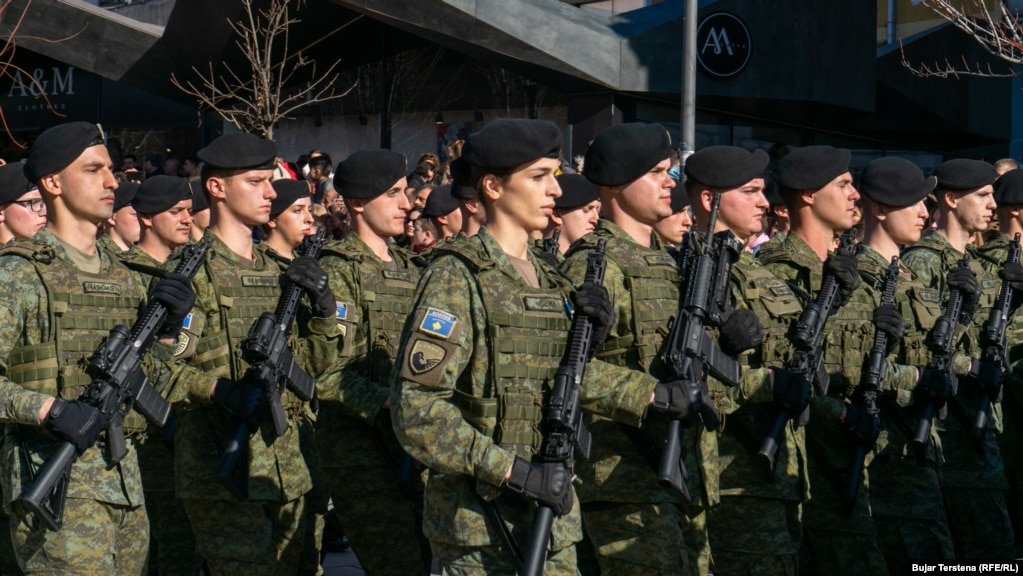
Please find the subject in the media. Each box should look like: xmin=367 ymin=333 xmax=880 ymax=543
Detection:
xmin=521 ymin=506 xmax=555 ymax=576
xmin=843 ymin=445 xmax=866 ymax=516
xmin=971 ymin=394 xmax=992 ymax=453
xmin=657 ymin=419 xmax=691 ymax=503
xmin=217 ymin=423 xmax=250 ymax=499
xmin=758 ymin=411 xmax=787 ymax=480
xmin=17 ymin=441 xmax=75 ymax=531
xmin=913 ymin=402 xmax=935 ymax=458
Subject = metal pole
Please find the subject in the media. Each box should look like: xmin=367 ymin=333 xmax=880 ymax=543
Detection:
xmin=680 ymin=0 xmax=697 ymax=167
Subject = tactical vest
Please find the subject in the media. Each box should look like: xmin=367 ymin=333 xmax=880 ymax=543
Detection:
xmin=320 ymin=244 xmax=420 ymax=380
xmin=439 ymin=244 xmax=572 ymax=459
xmin=2 ymin=240 xmax=147 ymax=433
xmin=974 ymin=240 xmax=1023 ymax=367
xmin=730 ymin=260 xmax=802 ymax=372
xmin=586 ymin=235 xmax=678 ymax=372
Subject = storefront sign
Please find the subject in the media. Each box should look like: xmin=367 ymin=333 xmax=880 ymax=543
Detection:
xmin=697 ymin=12 xmax=751 ymax=78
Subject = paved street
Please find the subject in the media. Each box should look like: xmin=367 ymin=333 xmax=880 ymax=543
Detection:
xmin=322 ymin=550 xmax=364 ymax=576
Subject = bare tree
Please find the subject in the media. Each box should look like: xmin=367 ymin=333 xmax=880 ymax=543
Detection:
xmin=171 ymin=0 xmax=352 ymax=140
xmin=902 ymin=0 xmax=1021 ymax=77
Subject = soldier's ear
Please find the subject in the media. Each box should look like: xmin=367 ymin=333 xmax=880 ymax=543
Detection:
xmin=206 ymin=177 xmax=227 ymax=200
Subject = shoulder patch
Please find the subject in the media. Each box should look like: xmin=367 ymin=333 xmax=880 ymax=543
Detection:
xmin=408 ymin=339 xmax=446 ymax=374
xmin=174 ymin=332 xmax=190 ymax=357
xmin=418 ymin=307 xmax=458 ymax=339
xmin=335 ymin=302 xmax=349 ymax=321
xmin=182 ymin=312 xmax=194 ymax=331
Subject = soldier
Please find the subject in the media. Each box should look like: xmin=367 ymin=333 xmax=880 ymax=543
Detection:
xmin=449 ymin=158 xmax=486 ymax=237
xmin=976 ymin=168 xmax=1023 ymax=554
xmin=756 ymin=145 xmax=883 ymax=573
xmin=541 ymin=173 xmax=601 ymax=256
xmin=188 ymin=180 xmax=210 ymax=243
xmin=421 ymin=183 xmax=463 ymax=241
xmin=680 ymin=146 xmax=806 ymax=575
xmin=0 ymin=121 xmax=194 ymax=573
xmin=561 ymin=122 xmax=708 ymax=575
xmin=900 ymin=158 xmax=1014 ymax=559
xmin=114 ymin=175 xmax=202 ymax=576
xmin=901 ymin=158 xmax=1015 ymax=560
xmin=652 ymin=186 xmax=692 ymax=247
xmin=0 ymin=164 xmax=46 ymax=245
xmin=315 ymin=149 xmax=432 ymax=576
xmin=752 ymin=179 xmax=787 ymax=259
xmin=160 ymin=132 xmax=340 ymax=575
xmin=98 ymin=180 xmax=140 ymax=253
xmin=391 ymin=118 xmax=682 ymax=575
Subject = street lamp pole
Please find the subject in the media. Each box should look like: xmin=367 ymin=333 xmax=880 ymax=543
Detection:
xmin=680 ymin=0 xmax=697 ymax=167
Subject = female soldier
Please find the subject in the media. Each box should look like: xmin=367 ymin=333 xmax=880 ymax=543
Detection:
xmin=391 ymin=118 xmax=685 ymax=575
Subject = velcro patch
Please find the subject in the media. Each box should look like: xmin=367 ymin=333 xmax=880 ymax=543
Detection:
xmin=523 ymin=295 xmax=565 ymax=313
xmin=383 ymin=270 xmax=414 ymax=282
xmin=645 ymin=254 xmax=676 ymax=267
xmin=400 ymin=335 xmax=457 ymax=388
xmin=242 ymin=275 xmax=279 ymax=287
xmin=335 ymin=302 xmax=349 ymax=321
xmin=419 ymin=308 xmax=457 ymax=339
xmin=82 ymin=282 xmax=120 ymax=294
xmin=174 ymin=332 xmax=190 ymax=357
xmin=182 ymin=312 xmax=193 ymax=331
xmin=917 ymin=287 xmax=940 ymax=303
xmin=409 ymin=339 xmax=446 ymax=374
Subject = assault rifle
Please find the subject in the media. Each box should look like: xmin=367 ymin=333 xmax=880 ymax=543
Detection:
xmin=842 ymin=255 xmax=898 ymax=513
xmin=970 ymin=233 xmax=1022 ymax=452
xmin=217 ymin=228 xmax=325 ymax=499
xmin=758 ymin=230 xmax=857 ymax=478
xmin=18 ymin=236 xmax=211 ymax=531
xmin=911 ymin=256 xmax=969 ymax=461
xmin=542 ymin=228 xmax=561 ymax=259
xmin=520 ymin=239 xmax=604 ymax=576
xmin=658 ymin=193 xmax=741 ymax=502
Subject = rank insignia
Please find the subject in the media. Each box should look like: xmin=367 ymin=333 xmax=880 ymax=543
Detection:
xmin=419 ymin=307 xmax=457 ymax=339
xmin=409 ymin=340 xmax=446 ymax=374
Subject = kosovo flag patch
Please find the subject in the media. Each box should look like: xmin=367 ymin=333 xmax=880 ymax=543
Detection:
xmin=419 ymin=308 xmax=457 ymax=339
xmin=336 ymin=302 xmax=348 ymax=320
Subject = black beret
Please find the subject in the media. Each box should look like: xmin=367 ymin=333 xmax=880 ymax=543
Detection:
xmin=461 ymin=119 xmax=561 ymax=179
xmin=334 ymin=149 xmax=407 ymax=200
xmin=197 ymin=133 xmax=276 ymax=170
xmin=935 ymin=158 xmax=998 ymax=192
xmin=685 ymin=146 xmax=769 ymax=189
xmin=555 ymin=174 xmax=598 ymax=210
xmin=114 ymin=182 xmax=139 ymax=211
xmin=270 ymin=179 xmax=311 ymax=217
xmin=584 ymin=123 xmax=672 ymax=187
xmin=449 ymin=158 xmax=477 ymax=199
xmin=670 ymin=186 xmax=690 ymax=214
xmin=763 ymin=178 xmax=783 ymax=206
xmin=773 ymin=145 xmax=852 ymax=191
xmin=859 ymin=157 xmax=936 ymax=208
xmin=188 ymin=180 xmax=209 ymax=212
xmin=422 ymin=184 xmax=460 ymax=219
xmin=132 ymin=176 xmax=191 ymax=214
xmin=995 ymin=168 xmax=1023 ymax=205
xmin=24 ymin=122 xmax=105 ymax=183
xmin=0 ymin=163 xmax=35 ymax=205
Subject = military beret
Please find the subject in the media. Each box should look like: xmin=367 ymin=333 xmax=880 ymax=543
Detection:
xmin=24 ymin=122 xmax=105 ymax=183
xmin=555 ymin=174 xmax=598 ymax=210
xmin=422 ymin=184 xmax=460 ymax=219
xmin=995 ymin=168 xmax=1023 ymax=205
xmin=196 ymin=133 xmax=276 ymax=171
xmin=334 ymin=149 xmax=407 ymax=200
xmin=685 ymin=146 xmax=769 ymax=190
xmin=859 ymin=157 xmax=936 ymax=208
xmin=584 ymin=123 xmax=672 ymax=187
xmin=270 ymin=179 xmax=311 ymax=217
xmin=114 ymin=182 xmax=139 ymax=212
xmin=763 ymin=178 xmax=783 ymax=206
xmin=461 ymin=119 xmax=561 ymax=179
xmin=670 ymin=186 xmax=690 ymax=214
xmin=773 ymin=145 xmax=852 ymax=191
xmin=448 ymin=158 xmax=477 ymax=200
xmin=188 ymin=180 xmax=209 ymax=212
xmin=0 ymin=163 xmax=36 ymax=205
xmin=132 ymin=176 xmax=192 ymax=214
xmin=935 ymin=158 xmax=998 ymax=192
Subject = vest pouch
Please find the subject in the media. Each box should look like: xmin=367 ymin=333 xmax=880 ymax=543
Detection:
xmin=495 ymin=388 xmax=543 ymax=459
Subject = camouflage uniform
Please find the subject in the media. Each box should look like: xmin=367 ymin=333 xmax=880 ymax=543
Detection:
xmin=96 ymin=233 xmax=126 ymax=256
xmin=753 ymin=231 xmax=786 ymax=261
xmin=759 ymin=233 xmax=888 ymax=574
xmin=116 ymin=244 xmax=203 ymax=576
xmin=562 ymin=220 xmax=705 ymax=576
xmin=706 ymin=249 xmax=807 ymax=576
xmin=316 ymin=233 xmax=431 ymax=576
xmin=901 ymin=232 xmax=1015 ymax=559
xmin=391 ymin=227 xmax=657 ymax=576
xmin=160 ymin=232 xmax=340 ymax=576
xmin=0 ymin=228 xmax=168 ymax=574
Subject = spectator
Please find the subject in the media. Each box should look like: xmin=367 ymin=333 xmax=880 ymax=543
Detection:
xmin=143 ymin=152 xmax=165 ymax=178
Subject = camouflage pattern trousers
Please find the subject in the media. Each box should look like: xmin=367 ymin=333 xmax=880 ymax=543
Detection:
xmin=431 ymin=539 xmax=578 ymax=576
xmin=11 ymin=497 xmax=148 ymax=575
xmin=580 ymin=501 xmax=693 ymax=575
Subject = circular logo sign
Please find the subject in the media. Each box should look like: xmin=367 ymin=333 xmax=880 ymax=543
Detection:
xmin=696 ymin=13 xmax=751 ymax=78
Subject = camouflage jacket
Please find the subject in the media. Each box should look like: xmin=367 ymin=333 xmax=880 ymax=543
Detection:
xmin=391 ymin=226 xmax=655 ymax=549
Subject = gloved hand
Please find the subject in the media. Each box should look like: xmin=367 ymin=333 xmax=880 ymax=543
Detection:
xmin=150 ymin=272 xmax=196 ymax=339
xmin=44 ymin=398 xmax=105 ymax=455
xmin=211 ymin=378 xmax=265 ymax=430
xmin=946 ymin=266 xmax=980 ymax=325
xmin=651 ymin=380 xmax=692 ymax=419
xmin=286 ymin=256 xmax=335 ymax=318
xmin=842 ymin=403 xmax=881 ymax=449
xmin=718 ymin=309 xmax=763 ymax=356
xmin=772 ymin=369 xmax=812 ymax=419
xmin=872 ymin=303 xmax=905 ymax=354
xmin=573 ymin=281 xmax=615 ymax=355
xmin=999 ymin=261 xmax=1023 ymax=292
xmin=971 ymin=357 xmax=1005 ymax=401
xmin=824 ymin=252 xmax=861 ymax=310
xmin=915 ymin=367 xmax=953 ymax=411
xmin=505 ymin=456 xmax=573 ymax=516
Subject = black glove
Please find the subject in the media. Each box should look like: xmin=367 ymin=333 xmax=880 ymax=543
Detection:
xmin=150 ymin=272 xmax=196 ymax=339
xmin=505 ymin=456 xmax=573 ymax=517
xmin=573 ymin=281 xmax=615 ymax=355
xmin=650 ymin=380 xmax=720 ymax=430
xmin=872 ymin=303 xmax=904 ymax=354
xmin=772 ymin=369 xmax=812 ymax=419
xmin=946 ymin=266 xmax=980 ymax=325
xmin=824 ymin=252 xmax=861 ymax=310
xmin=915 ymin=367 xmax=953 ymax=411
xmin=718 ymin=309 xmax=764 ymax=356
xmin=971 ymin=357 xmax=1005 ymax=402
xmin=842 ymin=403 xmax=881 ymax=449
xmin=999 ymin=261 xmax=1023 ymax=292
xmin=44 ymin=398 xmax=105 ymax=455
xmin=286 ymin=256 xmax=335 ymax=318
xmin=211 ymin=378 xmax=264 ymax=430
